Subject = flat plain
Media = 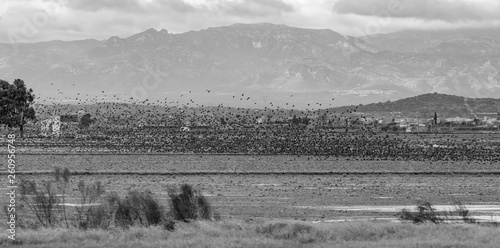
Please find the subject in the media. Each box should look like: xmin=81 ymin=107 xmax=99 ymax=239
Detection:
xmin=8 ymin=154 xmax=500 ymax=222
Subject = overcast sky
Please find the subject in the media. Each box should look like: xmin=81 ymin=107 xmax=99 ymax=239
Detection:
xmin=1 ymin=0 xmax=500 ymax=43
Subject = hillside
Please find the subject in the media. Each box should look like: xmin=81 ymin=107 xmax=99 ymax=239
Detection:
xmin=331 ymin=93 xmax=500 ymax=119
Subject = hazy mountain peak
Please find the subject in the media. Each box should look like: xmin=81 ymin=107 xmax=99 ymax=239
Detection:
xmin=124 ymin=28 xmax=162 ymax=43
xmin=2 ymin=23 xmax=500 ymax=107
xmin=106 ymin=36 xmax=124 ymax=47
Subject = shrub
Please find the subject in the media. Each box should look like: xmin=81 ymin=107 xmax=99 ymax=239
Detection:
xmin=19 ymin=180 xmax=61 ymax=228
xmin=112 ymin=190 xmax=165 ymax=229
xmin=399 ymin=200 xmax=477 ymax=224
xmin=114 ymin=198 xmax=134 ymax=228
xmin=75 ymin=180 xmax=106 ymax=229
xmin=452 ymin=200 xmax=476 ymax=224
xmin=399 ymin=201 xmax=443 ymax=224
xmin=54 ymin=167 xmax=71 ymax=228
xmin=168 ymin=184 xmax=216 ymax=221
xmin=85 ymin=203 xmax=113 ymax=229
xmin=18 ymin=167 xmax=112 ymax=229
xmin=17 ymin=167 xmax=115 ymax=230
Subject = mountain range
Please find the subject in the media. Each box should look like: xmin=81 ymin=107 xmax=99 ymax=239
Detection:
xmin=1 ymin=23 xmax=499 ymax=108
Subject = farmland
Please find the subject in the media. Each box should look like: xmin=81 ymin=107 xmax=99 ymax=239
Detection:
xmin=2 ymin=131 xmax=500 ymax=248
xmin=5 ymin=154 xmax=500 ymax=222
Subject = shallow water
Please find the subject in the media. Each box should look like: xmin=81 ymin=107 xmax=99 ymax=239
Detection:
xmin=301 ymin=204 xmax=500 ymax=223
xmin=313 ymin=215 xmax=500 ymax=223
xmin=296 ymin=204 xmax=500 ymax=212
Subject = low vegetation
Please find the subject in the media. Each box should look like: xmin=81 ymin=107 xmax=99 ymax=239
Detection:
xmin=112 ymin=190 xmax=165 ymax=229
xmin=399 ymin=200 xmax=478 ymax=224
xmin=168 ymin=184 xmax=219 ymax=222
xmin=5 ymin=168 xmax=499 ymax=247
xmin=2 ymin=220 xmax=500 ymax=248
xmin=13 ymin=167 xmax=217 ymax=232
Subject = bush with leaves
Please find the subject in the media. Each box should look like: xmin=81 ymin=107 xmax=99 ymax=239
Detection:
xmin=16 ymin=176 xmax=217 ymax=230
xmin=85 ymin=203 xmax=113 ymax=229
xmin=168 ymin=184 xmax=217 ymax=221
xmin=112 ymin=190 xmax=165 ymax=229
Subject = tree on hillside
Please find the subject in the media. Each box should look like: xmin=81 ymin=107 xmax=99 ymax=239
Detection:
xmin=79 ymin=113 xmax=94 ymax=129
xmin=0 ymin=79 xmax=36 ymax=138
xmin=434 ymin=112 xmax=438 ymax=125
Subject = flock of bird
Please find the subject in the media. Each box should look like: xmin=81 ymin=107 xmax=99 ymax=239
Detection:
xmin=13 ymin=83 xmax=500 ymax=163
xmin=16 ymin=126 xmax=500 ymax=163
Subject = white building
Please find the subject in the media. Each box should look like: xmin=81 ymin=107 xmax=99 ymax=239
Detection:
xmin=40 ymin=116 xmax=61 ymax=137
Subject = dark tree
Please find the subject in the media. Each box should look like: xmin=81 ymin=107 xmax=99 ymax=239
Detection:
xmin=0 ymin=79 xmax=36 ymax=137
xmin=79 ymin=113 xmax=94 ymax=128
xmin=0 ymin=79 xmax=9 ymax=125
xmin=434 ymin=112 xmax=438 ymax=125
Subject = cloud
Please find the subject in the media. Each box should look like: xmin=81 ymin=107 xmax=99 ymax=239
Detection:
xmin=333 ymin=0 xmax=500 ymax=22
xmin=0 ymin=0 xmax=499 ymax=44
xmin=158 ymin=0 xmax=197 ymax=13
xmin=220 ymin=0 xmax=294 ymax=17
xmin=67 ymin=0 xmax=196 ymax=13
xmin=67 ymin=0 xmax=140 ymax=12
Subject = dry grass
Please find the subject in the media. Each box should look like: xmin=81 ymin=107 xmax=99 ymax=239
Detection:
xmin=2 ymin=219 xmax=500 ymax=248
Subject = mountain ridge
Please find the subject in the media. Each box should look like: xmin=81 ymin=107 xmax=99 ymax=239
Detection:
xmin=1 ymin=23 xmax=499 ymax=108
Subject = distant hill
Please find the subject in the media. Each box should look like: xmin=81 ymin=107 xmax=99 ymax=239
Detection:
xmin=329 ymin=93 xmax=500 ymax=119
xmin=34 ymin=93 xmax=500 ymax=124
